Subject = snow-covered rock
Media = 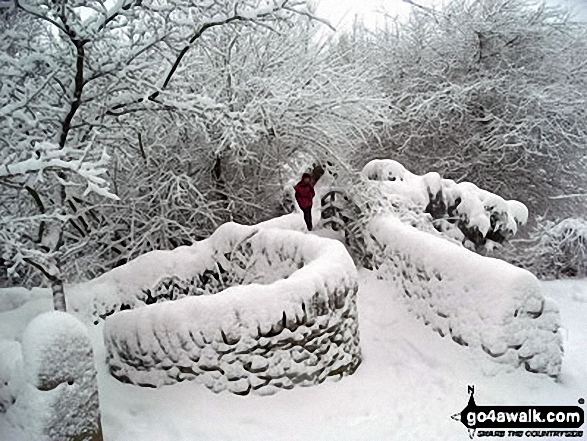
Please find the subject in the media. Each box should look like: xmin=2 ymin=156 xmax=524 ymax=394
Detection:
xmin=5 ymin=312 xmax=102 ymax=440
xmin=365 ymin=216 xmax=563 ymax=377
xmin=79 ymin=223 xmax=360 ymax=394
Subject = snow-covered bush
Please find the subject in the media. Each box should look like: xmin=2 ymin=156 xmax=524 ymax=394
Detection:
xmin=506 ymin=218 xmax=587 ymax=279
xmin=365 ymin=216 xmax=563 ymax=377
xmin=5 ymin=312 xmax=102 ymax=440
xmin=362 ymin=159 xmax=528 ymax=251
xmin=0 ymin=340 xmax=23 ymax=413
xmin=72 ymin=223 xmax=360 ymax=394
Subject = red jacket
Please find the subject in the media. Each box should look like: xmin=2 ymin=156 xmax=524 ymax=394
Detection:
xmin=294 ymin=180 xmax=315 ymax=208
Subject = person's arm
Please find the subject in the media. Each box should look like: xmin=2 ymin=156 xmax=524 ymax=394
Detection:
xmin=293 ymin=183 xmax=301 ymax=202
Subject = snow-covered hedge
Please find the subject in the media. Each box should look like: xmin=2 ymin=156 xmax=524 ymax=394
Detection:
xmin=78 ymin=223 xmax=360 ymax=395
xmin=4 ymin=312 xmax=102 ymax=440
xmin=366 ymin=217 xmax=563 ymax=377
xmin=362 ymin=159 xmax=528 ymax=251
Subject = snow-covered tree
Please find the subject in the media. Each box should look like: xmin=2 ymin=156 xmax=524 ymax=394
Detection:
xmin=1 ymin=0 xmax=347 ymax=308
xmin=351 ymin=0 xmax=587 ymax=220
xmin=62 ymin=14 xmax=387 ymax=279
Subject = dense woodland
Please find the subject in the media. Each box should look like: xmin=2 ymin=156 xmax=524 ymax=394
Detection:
xmin=1 ymin=0 xmax=586 ymax=305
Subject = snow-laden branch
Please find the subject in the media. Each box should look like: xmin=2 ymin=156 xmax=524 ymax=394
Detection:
xmin=0 ymin=142 xmax=119 ymax=201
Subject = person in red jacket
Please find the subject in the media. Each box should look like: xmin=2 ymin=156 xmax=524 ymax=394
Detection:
xmin=294 ymin=173 xmax=315 ymax=231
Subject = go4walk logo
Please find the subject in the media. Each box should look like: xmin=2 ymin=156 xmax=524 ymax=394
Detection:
xmin=452 ymin=386 xmax=584 ymax=438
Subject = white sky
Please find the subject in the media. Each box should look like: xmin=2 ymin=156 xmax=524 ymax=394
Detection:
xmin=315 ymin=0 xmax=587 ymax=30
xmin=315 ymin=0 xmax=418 ymax=30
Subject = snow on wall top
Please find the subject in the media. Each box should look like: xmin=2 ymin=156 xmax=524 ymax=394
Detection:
xmin=369 ymin=216 xmax=539 ymax=322
xmin=70 ymin=222 xmax=357 ymax=330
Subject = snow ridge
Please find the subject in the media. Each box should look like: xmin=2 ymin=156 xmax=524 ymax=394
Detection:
xmin=362 ymin=159 xmax=528 ymax=250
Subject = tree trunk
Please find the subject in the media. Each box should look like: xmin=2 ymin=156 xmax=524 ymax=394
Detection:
xmin=51 ymin=277 xmax=67 ymax=312
xmin=212 ymin=154 xmax=231 ymax=220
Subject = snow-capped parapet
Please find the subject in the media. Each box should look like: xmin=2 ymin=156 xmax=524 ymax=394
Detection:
xmin=366 ymin=217 xmax=563 ymax=377
xmin=6 ymin=312 xmax=102 ymax=440
xmin=361 ymin=159 xmax=528 ymax=250
xmin=96 ymin=223 xmax=360 ymax=394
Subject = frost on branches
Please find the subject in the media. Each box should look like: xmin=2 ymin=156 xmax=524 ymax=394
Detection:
xmin=69 ymin=223 xmax=361 ymax=395
xmin=351 ymin=0 xmax=587 ymax=219
xmin=1 ymin=0 xmax=383 ymax=295
xmin=506 ymin=217 xmax=587 ymax=280
xmin=0 ymin=141 xmax=118 ymax=311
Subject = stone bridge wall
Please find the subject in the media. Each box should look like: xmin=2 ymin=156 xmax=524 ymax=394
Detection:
xmin=365 ymin=217 xmax=563 ymax=377
xmin=83 ymin=223 xmax=361 ymax=395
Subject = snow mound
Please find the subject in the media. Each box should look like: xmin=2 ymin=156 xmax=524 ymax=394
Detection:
xmin=256 ymin=212 xmax=308 ymax=231
xmin=5 ymin=311 xmax=102 ymax=440
xmin=0 ymin=340 xmax=23 ymax=413
xmin=366 ymin=217 xmax=563 ymax=378
xmin=87 ymin=223 xmax=360 ymax=394
xmin=362 ymin=159 xmax=528 ymax=249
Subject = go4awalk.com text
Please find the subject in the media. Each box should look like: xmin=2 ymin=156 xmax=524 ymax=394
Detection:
xmin=452 ymin=386 xmax=584 ymax=439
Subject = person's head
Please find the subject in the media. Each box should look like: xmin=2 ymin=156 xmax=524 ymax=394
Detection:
xmin=302 ymin=173 xmax=311 ymax=183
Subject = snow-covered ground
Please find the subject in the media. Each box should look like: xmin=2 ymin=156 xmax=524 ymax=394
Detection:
xmin=1 ymin=273 xmax=586 ymax=440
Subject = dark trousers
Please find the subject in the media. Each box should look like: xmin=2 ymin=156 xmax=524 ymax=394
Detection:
xmin=300 ymin=206 xmax=313 ymax=231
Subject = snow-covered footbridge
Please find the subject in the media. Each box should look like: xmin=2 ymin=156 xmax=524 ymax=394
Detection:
xmin=0 ymin=159 xmax=570 ymax=440
xmin=68 ymin=158 xmax=562 ymax=396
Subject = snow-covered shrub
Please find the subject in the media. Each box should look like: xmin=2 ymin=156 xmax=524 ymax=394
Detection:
xmin=362 ymin=159 xmax=528 ymax=251
xmin=320 ymin=172 xmax=461 ymax=266
xmin=6 ymin=312 xmax=102 ymax=440
xmin=74 ymin=223 xmax=360 ymax=395
xmin=506 ymin=218 xmax=587 ymax=279
xmin=366 ymin=216 xmax=563 ymax=377
xmin=0 ymin=340 xmax=23 ymax=413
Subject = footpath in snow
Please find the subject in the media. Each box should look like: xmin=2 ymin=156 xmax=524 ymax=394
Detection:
xmin=1 ymin=272 xmax=585 ymax=441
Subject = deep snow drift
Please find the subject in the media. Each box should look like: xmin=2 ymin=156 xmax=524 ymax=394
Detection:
xmin=1 ymin=273 xmax=585 ymax=441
